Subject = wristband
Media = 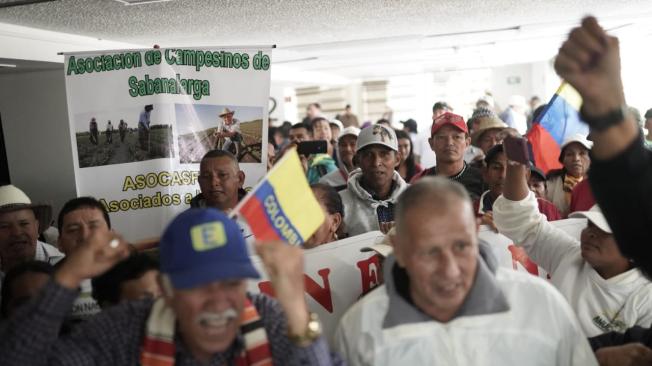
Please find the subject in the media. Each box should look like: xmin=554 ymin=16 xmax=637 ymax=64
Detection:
xmin=579 ymin=105 xmax=627 ymax=132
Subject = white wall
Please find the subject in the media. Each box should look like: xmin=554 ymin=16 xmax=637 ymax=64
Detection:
xmin=0 ymin=68 xmax=76 ymax=216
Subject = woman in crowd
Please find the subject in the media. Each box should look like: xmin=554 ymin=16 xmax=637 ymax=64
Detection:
xmin=304 ymin=183 xmax=345 ymax=249
xmin=546 ymin=134 xmax=592 ymax=216
xmin=394 ymin=130 xmax=423 ymax=182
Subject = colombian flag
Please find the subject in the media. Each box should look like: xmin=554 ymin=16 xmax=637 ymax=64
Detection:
xmin=233 ymin=149 xmax=324 ymax=245
xmin=527 ymin=82 xmax=589 ymax=173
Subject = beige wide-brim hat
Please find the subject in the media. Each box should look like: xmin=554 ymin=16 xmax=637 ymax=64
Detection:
xmin=0 ymin=185 xmax=52 ymax=234
xmin=471 ymin=116 xmax=508 ymax=146
xmin=219 ymin=107 xmax=235 ymax=117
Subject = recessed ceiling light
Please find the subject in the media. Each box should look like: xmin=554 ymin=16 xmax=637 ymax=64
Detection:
xmin=0 ymin=64 xmax=17 ymax=68
xmin=114 ymin=0 xmax=172 ymax=5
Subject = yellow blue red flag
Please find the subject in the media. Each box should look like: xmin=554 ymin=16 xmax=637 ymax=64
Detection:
xmin=232 ymin=149 xmax=325 ymax=245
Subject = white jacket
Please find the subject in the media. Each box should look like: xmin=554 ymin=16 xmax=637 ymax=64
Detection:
xmin=339 ymin=169 xmax=407 ymax=236
xmin=334 ymin=252 xmax=596 ymax=366
xmin=493 ymin=192 xmax=652 ymax=337
xmin=545 ymin=174 xmax=569 ymax=216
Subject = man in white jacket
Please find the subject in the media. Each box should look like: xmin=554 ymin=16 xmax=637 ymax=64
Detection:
xmin=339 ymin=124 xmax=407 ymax=236
xmin=493 ymin=160 xmax=652 ymax=337
xmin=335 ymin=177 xmax=596 ymax=366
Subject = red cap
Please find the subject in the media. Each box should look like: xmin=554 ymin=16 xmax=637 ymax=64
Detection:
xmin=431 ymin=112 xmax=468 ymax=136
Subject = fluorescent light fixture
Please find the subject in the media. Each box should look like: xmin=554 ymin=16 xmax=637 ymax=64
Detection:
xmin=0 ymin=64 xmax=17 ymax=68
xmin=114 ymin=0 xmax=172 ymax=5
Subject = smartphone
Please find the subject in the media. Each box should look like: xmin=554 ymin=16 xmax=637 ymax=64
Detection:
xmin=503 ymin=135 xmax=531 ymax=165
xmin=297 ymin=140 xmax=327 ymax=156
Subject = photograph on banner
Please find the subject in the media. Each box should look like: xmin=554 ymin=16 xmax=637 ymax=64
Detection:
xmin=176 ymin=103 xmax=263 ymax=164
xmin=74 ymin=104 xmax=174 ymax=168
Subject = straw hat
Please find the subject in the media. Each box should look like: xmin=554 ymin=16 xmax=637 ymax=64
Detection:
xmin=219 ymin=107 xmax=235 ymax=117
xmin=471 ymin=115 xmax=508 ymax=146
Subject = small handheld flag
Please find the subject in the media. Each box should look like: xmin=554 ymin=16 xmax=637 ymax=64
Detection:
xmin=232 ymin=149 xmax=325 ymax=245
xmin=527 ymin=81 xmax=589 ymax=173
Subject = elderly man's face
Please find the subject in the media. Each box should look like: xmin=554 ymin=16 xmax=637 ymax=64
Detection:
xmin=167 ymin=279 xmax=247 ymax=361
xmin=0 ymin=209 xmax=39 ymax=271
xmin=394 ymin=199 xmax=478 ymax=322
xmin=222 ymin=113 xmax=234 ymax=125
xmin=198 ymin=157 xmax=244 ymax=211
xmin=58 ymin=207 xmax=110 ymax=255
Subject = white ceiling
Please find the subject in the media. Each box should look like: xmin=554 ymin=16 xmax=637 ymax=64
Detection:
xmin=1 ymin=0 xmax=652 ymax=81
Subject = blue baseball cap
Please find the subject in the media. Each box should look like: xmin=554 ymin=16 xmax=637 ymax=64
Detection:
xmin=159 ymin=208 xmax=259 ymax=289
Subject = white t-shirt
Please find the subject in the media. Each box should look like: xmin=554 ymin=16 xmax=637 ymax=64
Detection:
xmin=408 ymin=132 xmax=436 ymax=169
xmin=493 ymin=192 xmax=652 ymax=337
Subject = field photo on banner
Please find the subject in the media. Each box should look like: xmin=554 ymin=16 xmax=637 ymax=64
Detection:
xmin=175 ymin=103 xmax=263 ymax=164
xmin=64 ymin=47 xmax=272 ymax=241
xmin=74 ymin=105 xmax=174 ymax=168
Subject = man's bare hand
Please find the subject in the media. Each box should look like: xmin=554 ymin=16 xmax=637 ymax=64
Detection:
xmin=255 ymin=241 xmax=308 ymax=335
xmin=55 ymin=231 xmax=130 ymax=289
xmin=554 ymin=16 xmax=626 ymax=116
xmin=595 ymin=343 xmax=652 ymax=366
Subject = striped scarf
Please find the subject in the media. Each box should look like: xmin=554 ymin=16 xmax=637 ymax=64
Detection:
xmin=140 ymin=297 xmax=273 ymax=366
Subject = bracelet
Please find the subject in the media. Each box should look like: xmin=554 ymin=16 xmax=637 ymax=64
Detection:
xmin=288 ymin=312 xmax=322 ymax=347
xmin=579 ymin=105 xmax=627 ymax=132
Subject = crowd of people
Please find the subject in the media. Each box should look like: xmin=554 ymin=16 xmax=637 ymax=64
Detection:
xmin=1 ymin=16 xmax=652 ymax=365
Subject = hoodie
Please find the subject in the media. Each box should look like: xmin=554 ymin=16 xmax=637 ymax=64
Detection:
xmin=339 ymin=169 xmax=407 ymax=236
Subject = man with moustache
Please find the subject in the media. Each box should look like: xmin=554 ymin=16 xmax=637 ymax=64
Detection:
xmin=0 ymin=208 xmax=342 ymax=365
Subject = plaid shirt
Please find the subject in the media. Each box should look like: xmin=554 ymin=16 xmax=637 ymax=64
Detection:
xmin=0 ymin=280 xmax=344 ymax=366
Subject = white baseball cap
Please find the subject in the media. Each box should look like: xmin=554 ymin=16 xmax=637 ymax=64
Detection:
xmin=340 ymin=126 xmax=360 ymax=138
xmin=329 ymin=119 xmax=344 ymax=131
xmin=356 ymin=124 xmax=398 ymax=153
xmin=569 ymin=205 xmax=612 ymax=234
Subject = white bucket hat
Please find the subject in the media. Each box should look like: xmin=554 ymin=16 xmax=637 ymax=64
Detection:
xmin=0 ymin=185 xmax=52 ymax=233
xmin=569 ymin=204 xmax=612 ymax=234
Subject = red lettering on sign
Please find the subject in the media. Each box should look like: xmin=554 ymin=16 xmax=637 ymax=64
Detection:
xmin=357 ymin=255 xmax=381 ymax=294
xmin=508 ymin=244 xmax=539 ymax=276
xmin=304 ymin=268 xmax=333 ymax=313
xmin=256 ymin=268 xmax=334 ymax=313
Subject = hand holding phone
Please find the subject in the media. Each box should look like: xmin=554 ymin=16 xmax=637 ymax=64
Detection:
xmin=503 ymin=135 xmax=530 ymax=166
xmin=297 ymin=140 xmax=327 ymax=156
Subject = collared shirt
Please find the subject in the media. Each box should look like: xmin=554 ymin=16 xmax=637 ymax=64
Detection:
xmin=0 ymin=280 xmax=343 ymax=366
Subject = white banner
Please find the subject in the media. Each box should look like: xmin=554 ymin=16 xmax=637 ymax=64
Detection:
xmin=64 ymin=47 xmax=272 ymax=241
xmin=248 ymin=219 xmax=587 ymax=342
